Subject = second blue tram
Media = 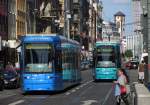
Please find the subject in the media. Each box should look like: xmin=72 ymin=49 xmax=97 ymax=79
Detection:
xmin=93 ymin=41 xmax=121 ymax=80
xmin=20 ymin=34 xmax=81 ymax=93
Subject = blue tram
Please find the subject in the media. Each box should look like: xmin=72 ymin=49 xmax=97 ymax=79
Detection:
xmin=20 ymin=34 xmax=81 ymax=93
xmin=93 ymin=41 xmax=121 ymax=80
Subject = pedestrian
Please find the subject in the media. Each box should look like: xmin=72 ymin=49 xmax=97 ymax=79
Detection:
xmin=138 ymin=60 xmax=145 ymax=83
xmin=114 ymin=68 xmax=130 ymax=105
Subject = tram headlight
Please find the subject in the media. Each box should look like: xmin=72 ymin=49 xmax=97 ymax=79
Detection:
xmin=48 ymin=76 xmax=50 ymax=79
xmin=24 ymin=76 xmax=30 ymax=79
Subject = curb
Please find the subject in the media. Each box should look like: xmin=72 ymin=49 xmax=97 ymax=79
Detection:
xmin=133 ymin=82 xmax=150 ymax=105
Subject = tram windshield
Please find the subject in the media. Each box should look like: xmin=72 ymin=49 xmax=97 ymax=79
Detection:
xmin=96 ymin=45 xmax=116 ymax=68
xmin=24 ymin=43 xmax=53 ymax=73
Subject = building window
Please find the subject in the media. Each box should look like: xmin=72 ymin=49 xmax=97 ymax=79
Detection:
xmin=116 ymin=22 xmax=120 ymax=28
xmin=117 ymin=16 xmax=120 ymax=20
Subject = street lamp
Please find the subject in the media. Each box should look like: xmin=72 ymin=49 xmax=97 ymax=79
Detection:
xmin=33 ymin=8 xmax=38 ymax=33
xmin=66 ymin=11 xmax=71 ymax=39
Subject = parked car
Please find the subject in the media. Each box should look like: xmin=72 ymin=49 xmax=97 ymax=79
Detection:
xmin=130 ymin=60 xmax=139 ymax=69
xmin=3 ymin=70 xmax=20 ymax=88
xmin=126 ymin=60 xmax=139 ymax=69
xmin=125 ymin=61 xmax=131 ymax=69
xmin=0 ymin=70 xmax=4 ymax=91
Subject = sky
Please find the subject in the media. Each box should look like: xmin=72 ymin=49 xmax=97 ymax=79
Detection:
xmin=101 ymin=0 xmax=133 ymax=34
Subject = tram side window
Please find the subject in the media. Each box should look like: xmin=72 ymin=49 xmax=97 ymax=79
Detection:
xmin=67 ymin=50 xmax=73 ymax=70
xmin=62 ymin=49 xmax=65 ymax=69
xmin=72 ymin=50 xmax=76 ymax=70
xmin=55 ymin=49 xmax=62 ymax=72
xmin=62 ymin=48 xmax=70 ymax=70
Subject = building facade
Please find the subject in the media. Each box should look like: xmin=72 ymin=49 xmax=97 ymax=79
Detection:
xmin=0 ymin=0 xmax=103 ymax=67
xmin=96 ymin=0 xmax=103 ymax=40
xmin=0 ymin=0 xmax=8 ymax=67
xmin=132 ymin=0 xmax=143 ymax=57
xmin=87 ymin=0 xmax=103 ymax=51
xmin=102 ymin=21 xmax=119 ymax=41
xmin=7 ymin=0 xmax=17 ymax=65
xmin=16 ymin=0 xmax=26 ymax=37
xmin=70 ymin=0 xmax=81 ymax=42
xmin=26 ymin=0 xmax=61 ymax=34
xmin=80 ymin=0 xmax=89 ymax=50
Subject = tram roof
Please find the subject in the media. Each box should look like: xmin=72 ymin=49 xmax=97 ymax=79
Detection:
xmin=20 ymin=34 xmax=80 ymax=45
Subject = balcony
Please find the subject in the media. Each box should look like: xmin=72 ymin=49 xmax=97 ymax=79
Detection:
xmin=73 ymin=14 xmax=80 ymax=22
xmin=73 ymin=0 xmax=79 ymax=4
xmin=40 ymin=10 xmax=57 ymax=18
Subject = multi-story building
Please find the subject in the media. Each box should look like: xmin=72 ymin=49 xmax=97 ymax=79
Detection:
xmin=16 ymin=0 xmax=26 ymax=37
xmin=102 ymin=21 xmax=119 ymax=41
xmin=87 ymin=0 xmax=98 ymax=50
xmin=6 ymin=0 xmax=26 ymax=66
xmin=70 ymin=0 xmax=81 ymax=42
xmin=26 ymin=0 xmax=60 ymax=34
xmin=0 ymin=0 xmax=8 ymax=66
xmin=8 ymin=0 xmax=16 ymax=40
xmin=7 ymin=0 xmax=17 ymax=65
xmin=141 ymin=0 xmax=148 ymax=53
xmin=131 ymin=0 xmax=143 ymax=57
xmin=125 ymin=0 xmax=143 ymax=58
xmin=80 ymin=0 xmax=89 ymax=50
xmin=96 ymin=0 xmax=103 ymax=40
xmin=58 ymin=0 xmax=65 ymax=35
xmin=26 ymin=0 xmax=35 ymax=33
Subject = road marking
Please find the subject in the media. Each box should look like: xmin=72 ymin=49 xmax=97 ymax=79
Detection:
xmin=80 ymin=85 xmax=84 ymax=88
xmin=71 ymin=89 xmax=76 ymax=92
xmin=81 ymin=100 xmax=98 ymax=105
xmin=76 ymin=87 xmax=80 ymax=90
xmin=0 ymin=94 xmax=16 ymax=100
xmin=101 ymin=86 xmax=113 ymax=105
xmin=83 ymin=83 xmax=86 ymax=86
xmin=65 ymin=80 xmax=93 ymax=96
xmin=66 ymin=92 xmax=71 ymax=95
xmin=8 ymin=100 xmax=24 ymax=105
xmin=87 ymin=80 xmax=93 ymax=83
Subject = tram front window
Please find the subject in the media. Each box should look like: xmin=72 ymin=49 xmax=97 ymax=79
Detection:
xmin=25 ymin=44 xmax=53 ymax=73
xmin=96 ymin=54 xmax=116 ymax=68
xmin=96 ymin=46 xmax=116 ymax=68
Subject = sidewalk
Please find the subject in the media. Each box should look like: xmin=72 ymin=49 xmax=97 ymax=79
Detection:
xmin=133 ymin=82 xmax=150 ymax=105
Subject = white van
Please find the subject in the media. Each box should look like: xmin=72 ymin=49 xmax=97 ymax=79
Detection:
xmin=140 ymin=53 xmax=148 ymax=63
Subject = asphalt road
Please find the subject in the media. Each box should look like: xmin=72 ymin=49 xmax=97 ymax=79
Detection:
xmin=0 ymin=69 xmax=138 ymax=105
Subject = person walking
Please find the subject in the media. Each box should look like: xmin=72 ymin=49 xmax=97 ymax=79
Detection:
xmin=138 ymin=60 xmax=145 ymax=83
xmin=114 ymin=68 xmax=130 ymax=105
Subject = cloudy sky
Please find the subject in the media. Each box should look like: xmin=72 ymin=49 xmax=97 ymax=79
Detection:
xmin=101 ymin=0 xmax=133 ymax=34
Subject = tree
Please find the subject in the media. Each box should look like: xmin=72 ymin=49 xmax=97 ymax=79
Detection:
xmin=124 ymin=49 xmax=133 ymax=58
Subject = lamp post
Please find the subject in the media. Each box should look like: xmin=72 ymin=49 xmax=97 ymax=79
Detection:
xmin=64 ymin=0 xmax=72 ymax=39
xmin=33 ymin=0 xmax=38 ymax=33
xmin=66 ymin=12 xmax=71 ymax=39
xmin=33 ymin=9 xmax=38 ymax=33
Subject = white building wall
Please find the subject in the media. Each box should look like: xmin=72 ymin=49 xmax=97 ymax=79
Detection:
xmin=132 ymin=0 xmax=143 ymax=57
